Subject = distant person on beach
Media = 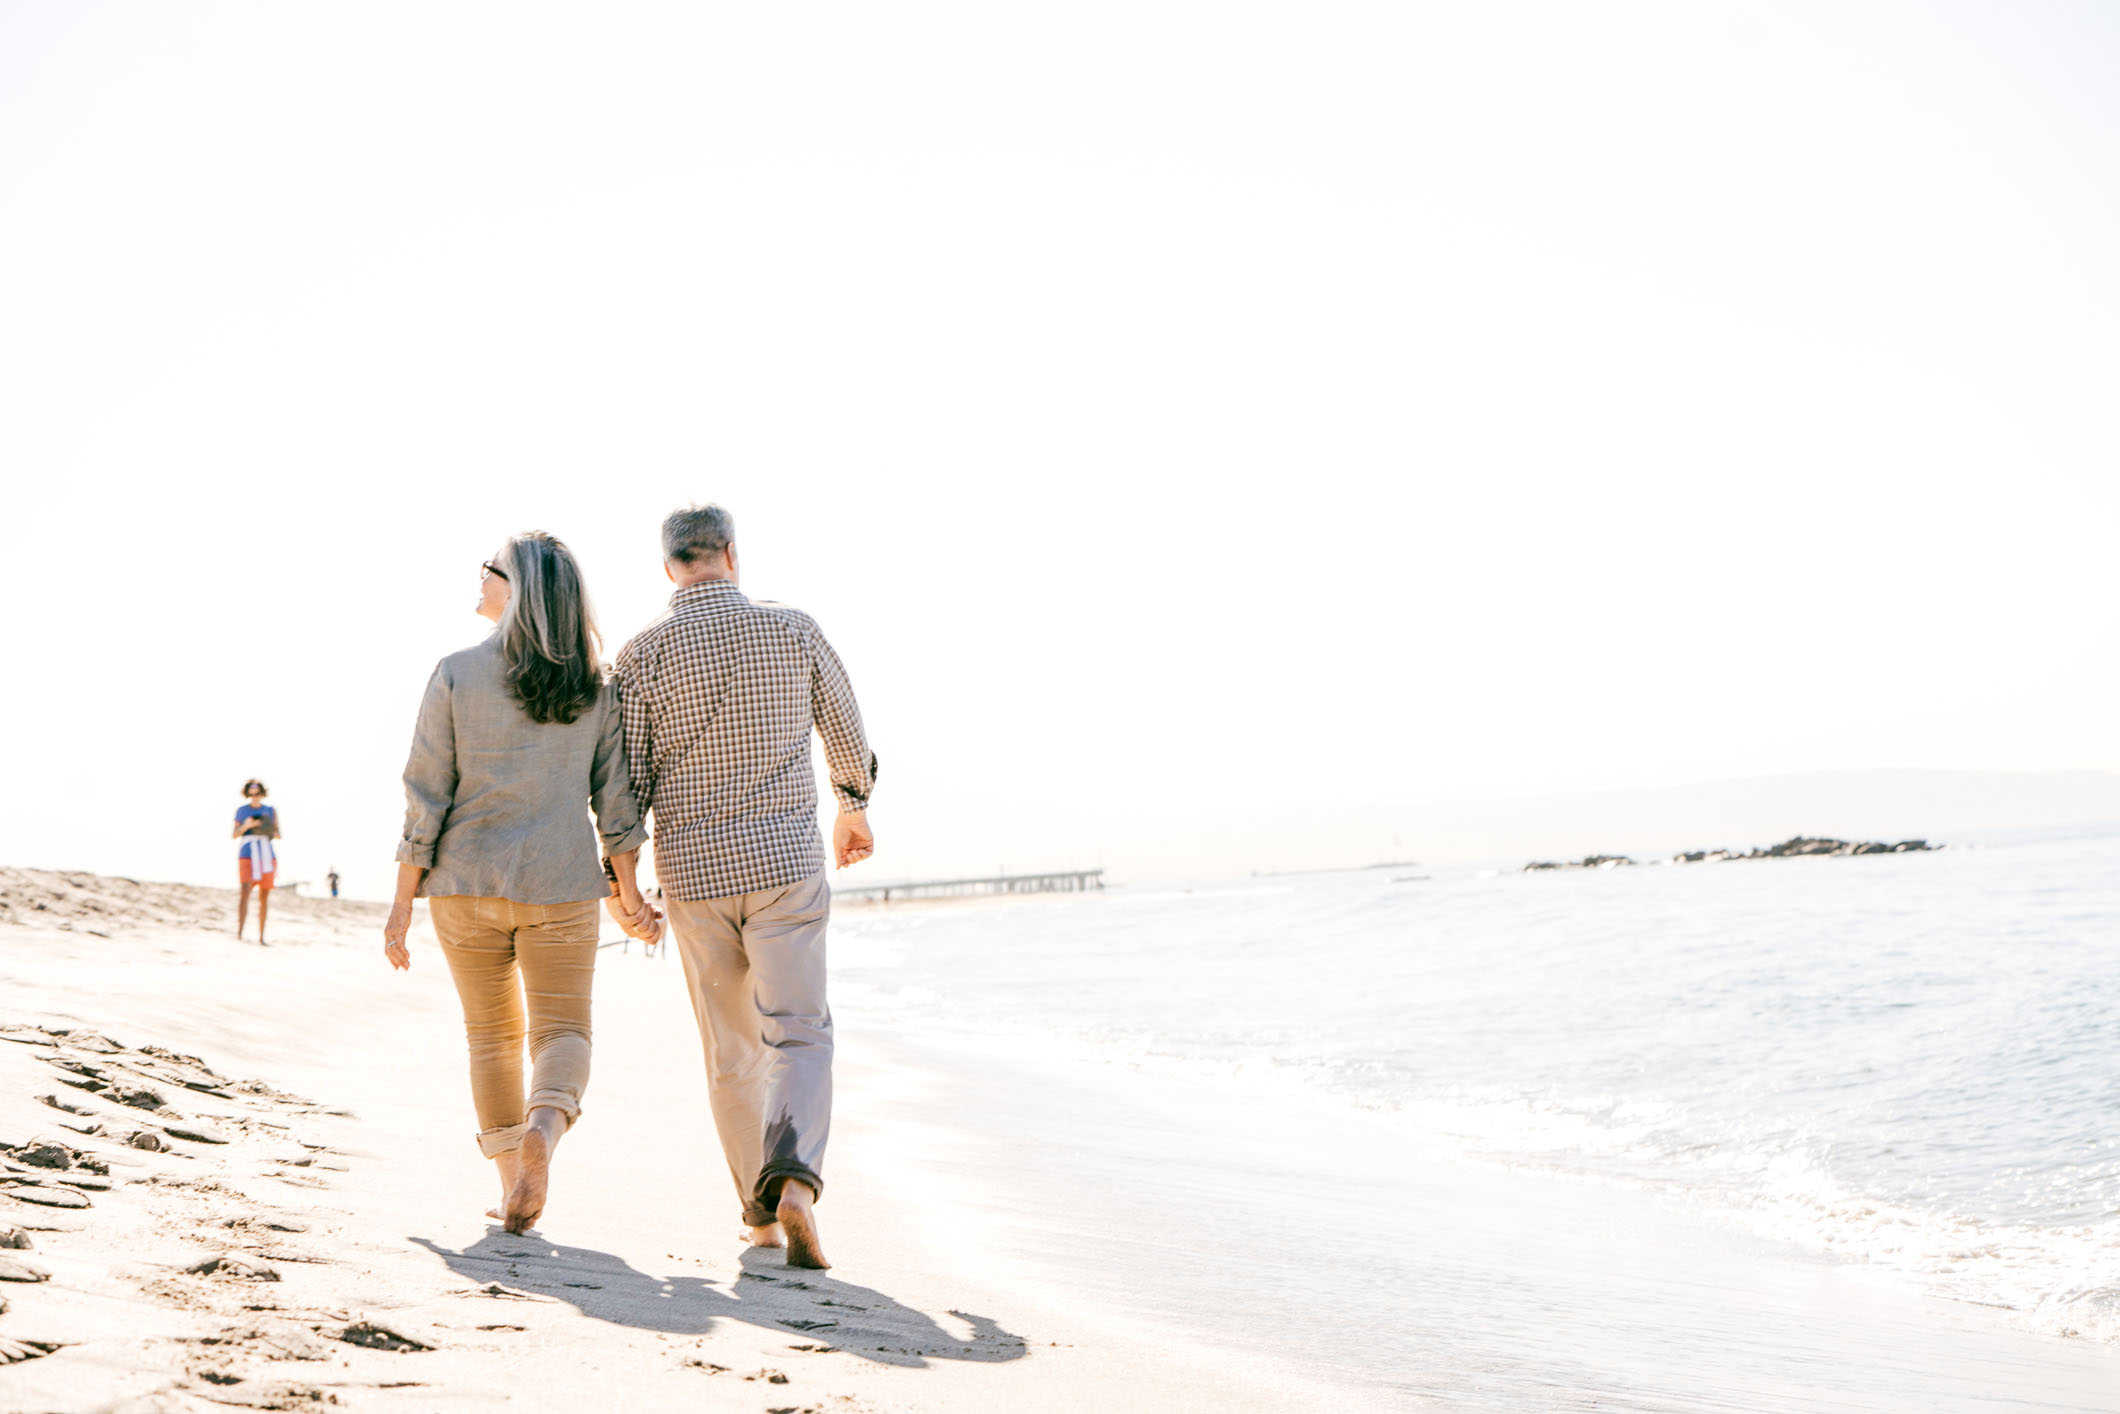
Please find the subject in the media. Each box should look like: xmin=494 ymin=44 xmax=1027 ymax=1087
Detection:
xmin=383 ymin=532 xmax=662 ymax=1235
xmin=232 ymin=779 xmax=279 ymax=944
xmin=326 ymin=868 xmax=340 ymax=899
xmin=614 ymin=502 xmax=876 ymax=1269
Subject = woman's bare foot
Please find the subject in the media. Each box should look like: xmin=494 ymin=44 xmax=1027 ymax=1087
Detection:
xmin=746 ymin=1222 xmax=784 ymax=1249
xmin=503 ymin=1108 xmax=563 ymax=1235
xmin=776 ymin=1181 xmax=828 ymax=1269
xmin=504 ymin=1130 xmax=548 ymax=1234
xmin=488 ymin=1153 xmax=520 ymax=1223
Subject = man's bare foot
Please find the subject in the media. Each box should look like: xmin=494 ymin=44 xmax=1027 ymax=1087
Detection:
xmin=776 ymin=1181 xmax=828 ymax=1269
xmin=746 ymin=1222 xmax=784 ymax=1249
xmin=504 ymin=1128 xmax=550 ymax=1234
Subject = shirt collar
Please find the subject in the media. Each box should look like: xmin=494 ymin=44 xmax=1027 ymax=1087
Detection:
xmin=669 ymin=579 xmax=747 ymax=612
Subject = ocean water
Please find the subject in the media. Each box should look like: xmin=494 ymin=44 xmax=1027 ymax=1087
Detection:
xmin=833 ymin=823 xmax=2120 ymax=1358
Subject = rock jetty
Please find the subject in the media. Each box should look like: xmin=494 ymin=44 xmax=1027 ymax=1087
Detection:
xmin=1524 ymin=837 xmax=1937 ymax=873
xmin=1671 ymin=836 xmax=1935 ymax=863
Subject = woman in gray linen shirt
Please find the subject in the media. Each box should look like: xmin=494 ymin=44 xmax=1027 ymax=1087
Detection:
xmin=382 ymin=530 xmax=662 ymax=1235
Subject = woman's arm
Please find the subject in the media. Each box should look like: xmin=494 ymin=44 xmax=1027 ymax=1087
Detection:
xmin=588 ymin=682 xmax=649 ymax=862
xmin=602 ymin=849 xmax=661 ymax=941
xmin=608 ymin=849 xmax=645 ymax=912
xmin=382 ymin=862 xmax=425 ymax=970
xmin=397 ymin=663 xmax=458 ymax=874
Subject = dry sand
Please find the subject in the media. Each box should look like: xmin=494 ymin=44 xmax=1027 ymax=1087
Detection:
xmin=0 ymin=869 xmax=1343 ymax=1413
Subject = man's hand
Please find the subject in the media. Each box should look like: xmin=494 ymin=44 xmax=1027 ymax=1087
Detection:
xmin=382 ymin=903 xmax=413 ymax=971
xmin=833 ymin=811 xmax=873 ymax=869
xmin=605 ymin=893 xmax=663 ymax=944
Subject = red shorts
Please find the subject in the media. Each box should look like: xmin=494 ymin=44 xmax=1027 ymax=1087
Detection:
xmin=239 ymin=844 xmax=277 ymax=891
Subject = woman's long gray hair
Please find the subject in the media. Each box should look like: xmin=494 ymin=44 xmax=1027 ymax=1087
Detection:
xmin=492 ymin=531 xmax=603 ymax=725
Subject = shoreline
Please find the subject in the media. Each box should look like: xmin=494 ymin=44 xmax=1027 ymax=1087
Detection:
xmin=7 ymin=868 xmax=2120 ymax=1410
xmin=839 ymin=1015 xmax=2120 ymax=1411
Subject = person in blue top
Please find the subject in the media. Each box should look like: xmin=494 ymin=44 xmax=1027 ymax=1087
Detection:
xmin=232 ymin=779 xmax=281 ymax=944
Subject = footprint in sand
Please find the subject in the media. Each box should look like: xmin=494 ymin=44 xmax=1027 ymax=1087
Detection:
xmin=0 ymin=1254 xmax=51 ymax=1283
xmin=185 ymin=1255 xmax=281 ymax=1282
xmin=339 ymin=1320 xmax=433 ymax=1352
xmin=0 ymin=1246 xmax=58 ymax=1364
xmin=1 ymin=1182 xmax=93 ymax=1210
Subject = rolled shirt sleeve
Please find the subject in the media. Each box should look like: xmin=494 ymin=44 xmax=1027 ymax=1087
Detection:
xmin=589 ymin=682 xmax=649 ymax=858
xmin=396 ymin=662 xmax=458 ymax=868
xmin=808 ymin=624 xmax=877 ymax=815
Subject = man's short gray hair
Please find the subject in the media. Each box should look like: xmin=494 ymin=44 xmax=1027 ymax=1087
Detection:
xmin=662 ymin=503 xmax=736 ymax=567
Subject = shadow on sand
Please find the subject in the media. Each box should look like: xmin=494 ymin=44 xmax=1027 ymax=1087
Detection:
xmin=410 ymin=1230 xmax=1029 ymax=1368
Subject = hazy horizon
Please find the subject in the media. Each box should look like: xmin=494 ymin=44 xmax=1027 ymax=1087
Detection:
xmin=10 ymin=766 xmax=2120 ymax=900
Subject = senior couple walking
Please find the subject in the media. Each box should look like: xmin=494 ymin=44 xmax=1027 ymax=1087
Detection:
xmin=379 ymin=504 xmax=875 ymax=1269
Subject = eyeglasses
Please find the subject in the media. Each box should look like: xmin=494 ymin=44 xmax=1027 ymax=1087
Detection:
xmin=481 ymin=561 xmax=508 ymax=582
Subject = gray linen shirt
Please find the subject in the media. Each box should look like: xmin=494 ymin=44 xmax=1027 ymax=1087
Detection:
xmin=396 ymin=637 xmax=648 ymax=904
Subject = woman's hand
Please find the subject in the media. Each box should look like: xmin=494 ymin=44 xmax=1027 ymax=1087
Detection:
xmin=383 ymin=863 xmax=425 ymax=971
xmin=383 ymin=901 xmax=413 ymax=971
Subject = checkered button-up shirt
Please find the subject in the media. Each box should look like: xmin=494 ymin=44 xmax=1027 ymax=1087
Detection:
xmin=613 ymin=580 xmax=876 ymax=901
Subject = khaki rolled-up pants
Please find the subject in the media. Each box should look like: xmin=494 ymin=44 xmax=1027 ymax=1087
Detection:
xmin=429 ymin=895 xmax=600 ymax=1159
xmin=665 ymin=871 xmax=832 ymax=1228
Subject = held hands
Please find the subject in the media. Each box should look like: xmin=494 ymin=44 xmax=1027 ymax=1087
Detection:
xmin=833 ymin=811 xmax=874 ymax=869
xmin=605 ymin=892 xmax=664 ymax=944
xmin=382 ymin=902 xmax=413 ymax=971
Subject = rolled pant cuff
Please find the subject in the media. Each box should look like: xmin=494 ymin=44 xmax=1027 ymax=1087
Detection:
xmin=526 ymin=1090 xmax=584 ymax=1126
xmin=474 ymin=1103 xmax=581 ymax=1159
xmin=755 ymin=1163 xmax=824 ymax=1211
xmin=476 ymin=1124 xmax=528 ymax=1158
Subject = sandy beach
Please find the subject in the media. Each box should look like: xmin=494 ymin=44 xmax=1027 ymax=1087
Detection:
xmin=7 ymin=866 xmax=2120 ymax=1412
xmin=0 ymin=870 xmax=1347 ymax=1413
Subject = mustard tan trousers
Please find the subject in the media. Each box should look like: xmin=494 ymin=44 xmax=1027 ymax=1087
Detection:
xmin=665 ymin=871 xmax=832 ymax=1228
xmin=429 ymin=895 xmax=600 ymax=1159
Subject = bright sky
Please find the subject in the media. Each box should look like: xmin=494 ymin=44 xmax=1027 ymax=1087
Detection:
xmin=4 ymin=3 xmax=2116 ymax=896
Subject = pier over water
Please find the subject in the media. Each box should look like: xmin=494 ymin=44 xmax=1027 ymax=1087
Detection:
xmin=838 ymin=869 xmax=1104 ymax=904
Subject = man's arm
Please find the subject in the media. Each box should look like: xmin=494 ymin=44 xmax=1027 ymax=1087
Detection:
xmin=809 ymin=623 xmax=877 ymax=868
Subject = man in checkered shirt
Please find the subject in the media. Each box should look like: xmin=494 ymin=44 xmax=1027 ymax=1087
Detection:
xmin=609 ymin=502 xmax=876 ymax=1269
